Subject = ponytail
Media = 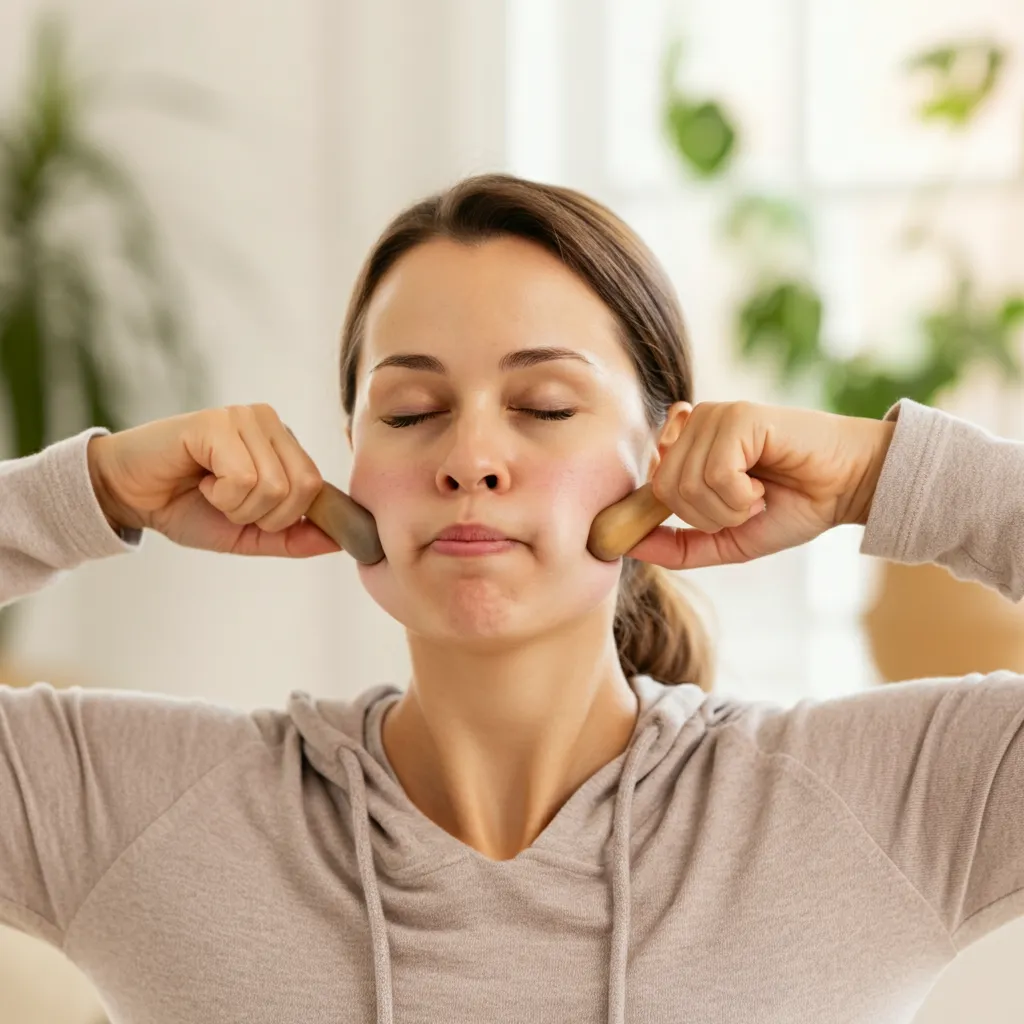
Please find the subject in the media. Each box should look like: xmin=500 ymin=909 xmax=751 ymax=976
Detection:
xmin=614 ymin=558 xmax=715 ymax=691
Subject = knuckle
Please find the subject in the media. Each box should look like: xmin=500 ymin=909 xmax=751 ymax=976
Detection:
xmin=210 ymin=406 xmax=234 ymax=429
xmin=262 ymin=476 xmax=289 ymax=501
xmin=677 ymin=475 xmax=704 ymax=503
xmin=727 ymin=400 xmax=754 ymax=423
xmin=650 ymin=475 xmax=672 ymax=506
xmin=252 ymin=402 xmax=279 ymax=422
xmin=705 ymin=462 xmax=733 ymax=489
xmin=298 ymin=470 xmax=323 ymax=494
xmin=225 ymin=404 xmax=252 ymax=424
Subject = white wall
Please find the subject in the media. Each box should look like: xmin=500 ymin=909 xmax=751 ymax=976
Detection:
xmin=0 ymin=1 xmax=508 ymax=1020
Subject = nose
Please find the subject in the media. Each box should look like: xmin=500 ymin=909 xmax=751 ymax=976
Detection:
xmin=433 ymin=414 xmax=512 ymax=495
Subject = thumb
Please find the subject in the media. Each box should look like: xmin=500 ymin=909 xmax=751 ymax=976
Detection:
xmin=625 ymin=523 xmax=742 ymax=571
xmin=230 ymin=519 xmax=344 ymax=558
xmin=198 ymin=473 xmax=217 ymax=502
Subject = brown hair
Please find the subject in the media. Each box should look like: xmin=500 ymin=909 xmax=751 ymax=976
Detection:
xmin=338 ymin=173 xmax=715 ymax=691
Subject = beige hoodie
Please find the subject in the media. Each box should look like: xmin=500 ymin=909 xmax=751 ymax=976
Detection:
xmin=1 ymin=397 xmax=1023 ymax=1024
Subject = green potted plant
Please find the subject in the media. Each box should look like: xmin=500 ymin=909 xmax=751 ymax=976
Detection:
xmin=663 ymin=33 xmax=1024 ymax=681
xmin=0 ymin=14 xmax=208 ymax=675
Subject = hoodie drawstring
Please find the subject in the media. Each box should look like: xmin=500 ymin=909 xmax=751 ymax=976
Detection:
xmin=607 ymin=722 xmax=658 ymax=1024
xmin=339 ymin=747 xmax=396 ymax=1024
xmin=338 ymin=720 xmax=660 ymax=1024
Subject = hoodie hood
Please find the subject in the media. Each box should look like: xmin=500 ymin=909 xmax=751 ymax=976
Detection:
xmin=286 ymin=674 xmax=712 ymax=1024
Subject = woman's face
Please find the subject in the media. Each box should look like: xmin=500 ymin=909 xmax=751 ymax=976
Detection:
xmin=347 ymin=234 xmax=659 ymax=647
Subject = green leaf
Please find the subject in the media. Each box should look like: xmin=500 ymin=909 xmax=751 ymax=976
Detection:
xmin=824 ymin=360 xmax=908 ymax=420
xmin=906 ymin=40 xmax=1006 ymax=128
xmin=999 ymin=296 xmax=1024 ymax=328
xmin=737 ymin=279 xmax=823 ymax=381
xmin=0 ymin=287 xmax=48 ymax=457
xmin=74 ymin=333 xmax=120 ymax=432
xmin=2 ymin=16 xmax=80 ymax=232
xmin=907 ymin=46 xmax=958 ymax=74
xmin=46 ymin=248 xmax=125 ymax=431
xmin=664 ymin=98 xmax=736 ymax=178
xmin=723 ymin=193 xmax=812 ymax=247
xmin=660 ymin=35 xmax=738 ymax=179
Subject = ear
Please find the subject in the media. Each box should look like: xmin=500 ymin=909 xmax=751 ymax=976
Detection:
xmin=645 ymin=401 xmax=692 ymax=480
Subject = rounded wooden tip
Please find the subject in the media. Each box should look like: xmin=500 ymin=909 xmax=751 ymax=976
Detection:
xmin=305 ymin=482 xmax=385 ymax=565
xmin=587 ymin=482 xmax=672 ymax=561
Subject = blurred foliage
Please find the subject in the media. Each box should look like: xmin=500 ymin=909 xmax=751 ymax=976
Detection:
xmin=661 ymin=39 xmax=737 ymax=179
xmin=906 ymin=39 xmax=1006 ymax=127
xmin=0 ymin=14 xmax=210 ymax=655
xmin=737 ymin=279 xmax=823 ymax=379
xmin=660 ymin=28 xmax=1024 ymax=422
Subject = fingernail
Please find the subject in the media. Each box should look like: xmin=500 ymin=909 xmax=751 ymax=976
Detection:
xmin=749 ymin=500 xmax=767 ymax=517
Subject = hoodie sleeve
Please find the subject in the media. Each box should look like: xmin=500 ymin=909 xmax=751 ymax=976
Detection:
xmin=747 ymin=399 xmax=1024 ymax=953
xmin=0 ymin=434 xmax=269 ymax=950
xmin=748 ymin=671 xmax=1024 ymax=952
xmin=860 ymin=397 xmax=1024 ymax=602
xmin=0 ymin=681 xmax=264 ymax=949
xmin=0 ymin=427 xmax=144 ymax=609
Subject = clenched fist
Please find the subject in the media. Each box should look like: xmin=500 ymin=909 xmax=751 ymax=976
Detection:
xmin=87 ymin=404 xmax=342 ymax=558
xmin=628 ymin=400 xmax=896 ymax=570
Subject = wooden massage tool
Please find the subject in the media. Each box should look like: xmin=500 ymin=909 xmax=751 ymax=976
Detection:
xmin=304 ymin=480 xmax=672 ymax=565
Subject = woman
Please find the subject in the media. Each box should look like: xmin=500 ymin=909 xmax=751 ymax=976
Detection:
xmin=1 ymin=174 xmax=1022 ymax=1024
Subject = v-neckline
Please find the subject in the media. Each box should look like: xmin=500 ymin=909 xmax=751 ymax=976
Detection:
xmin=361 ymin=684 xmax=645 ymax=868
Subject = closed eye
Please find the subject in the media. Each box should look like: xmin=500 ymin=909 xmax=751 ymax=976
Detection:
xmin=383 ymin=408 xmax=576 ymax=428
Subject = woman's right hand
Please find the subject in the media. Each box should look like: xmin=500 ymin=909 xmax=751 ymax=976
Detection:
xmin=86 ymin=403 xmax=343 ymax=558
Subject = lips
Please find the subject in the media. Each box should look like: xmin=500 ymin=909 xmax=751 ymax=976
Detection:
xmin=434 ymin=523 xmax=512 ymax=542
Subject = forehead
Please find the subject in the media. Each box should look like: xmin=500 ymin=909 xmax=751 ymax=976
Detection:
xmin=360 ymin=235 xmax=630 ymax=373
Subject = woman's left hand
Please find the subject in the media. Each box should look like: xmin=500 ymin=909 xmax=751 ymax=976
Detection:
xmin=626 ymin=400 xmax=896 ymax=570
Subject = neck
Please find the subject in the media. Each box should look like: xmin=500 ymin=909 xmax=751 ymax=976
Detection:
xmin=381 ymin=606 xmax=640 ymax=861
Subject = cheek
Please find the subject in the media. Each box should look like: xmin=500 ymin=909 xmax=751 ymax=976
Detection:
xmin=349 ymin=460 xmax=416 ymax=502
xmin=348 ymin=462 xmax=425 ymax=543
xmin=348 ymin=446 xmax=642 ymax=562
xmin=536 ymin=452 xmax=638 ymax=548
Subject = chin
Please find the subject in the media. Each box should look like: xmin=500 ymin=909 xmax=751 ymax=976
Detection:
xmin=360 ymin=563 xmax=623 ymax=648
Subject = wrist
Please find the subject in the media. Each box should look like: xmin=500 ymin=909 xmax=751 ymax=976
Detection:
xmin=846 ymin=420 xmax=896 ymax=527
xmin=86 ymin=435 xmax=143 ymax=534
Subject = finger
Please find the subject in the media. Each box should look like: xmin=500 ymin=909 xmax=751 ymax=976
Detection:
xmin=656 ymin=407 xmax=749 ymax=533
xmin=651 ymin=407 xmax=718 ymax=532
xmin=704 ymin=410 xmax=767 ymax=512
xmin=625 ymin=522 xmax=752 ymax=570
xmin=229 ymin=519 xmax=344 ymax=558
xmin=686 ymin=408 xmax=762 ymax=529
xmin=191 ymin=411 xmax=262 ymax=514
xmin=255 ymin=424 xmax=325 ymax=533
xmin=221 ymin=407 xmax=291 ymax=524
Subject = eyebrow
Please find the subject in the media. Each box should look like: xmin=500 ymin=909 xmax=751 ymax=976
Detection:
xmin=369 ymin=346 xmax=597 ymax=375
